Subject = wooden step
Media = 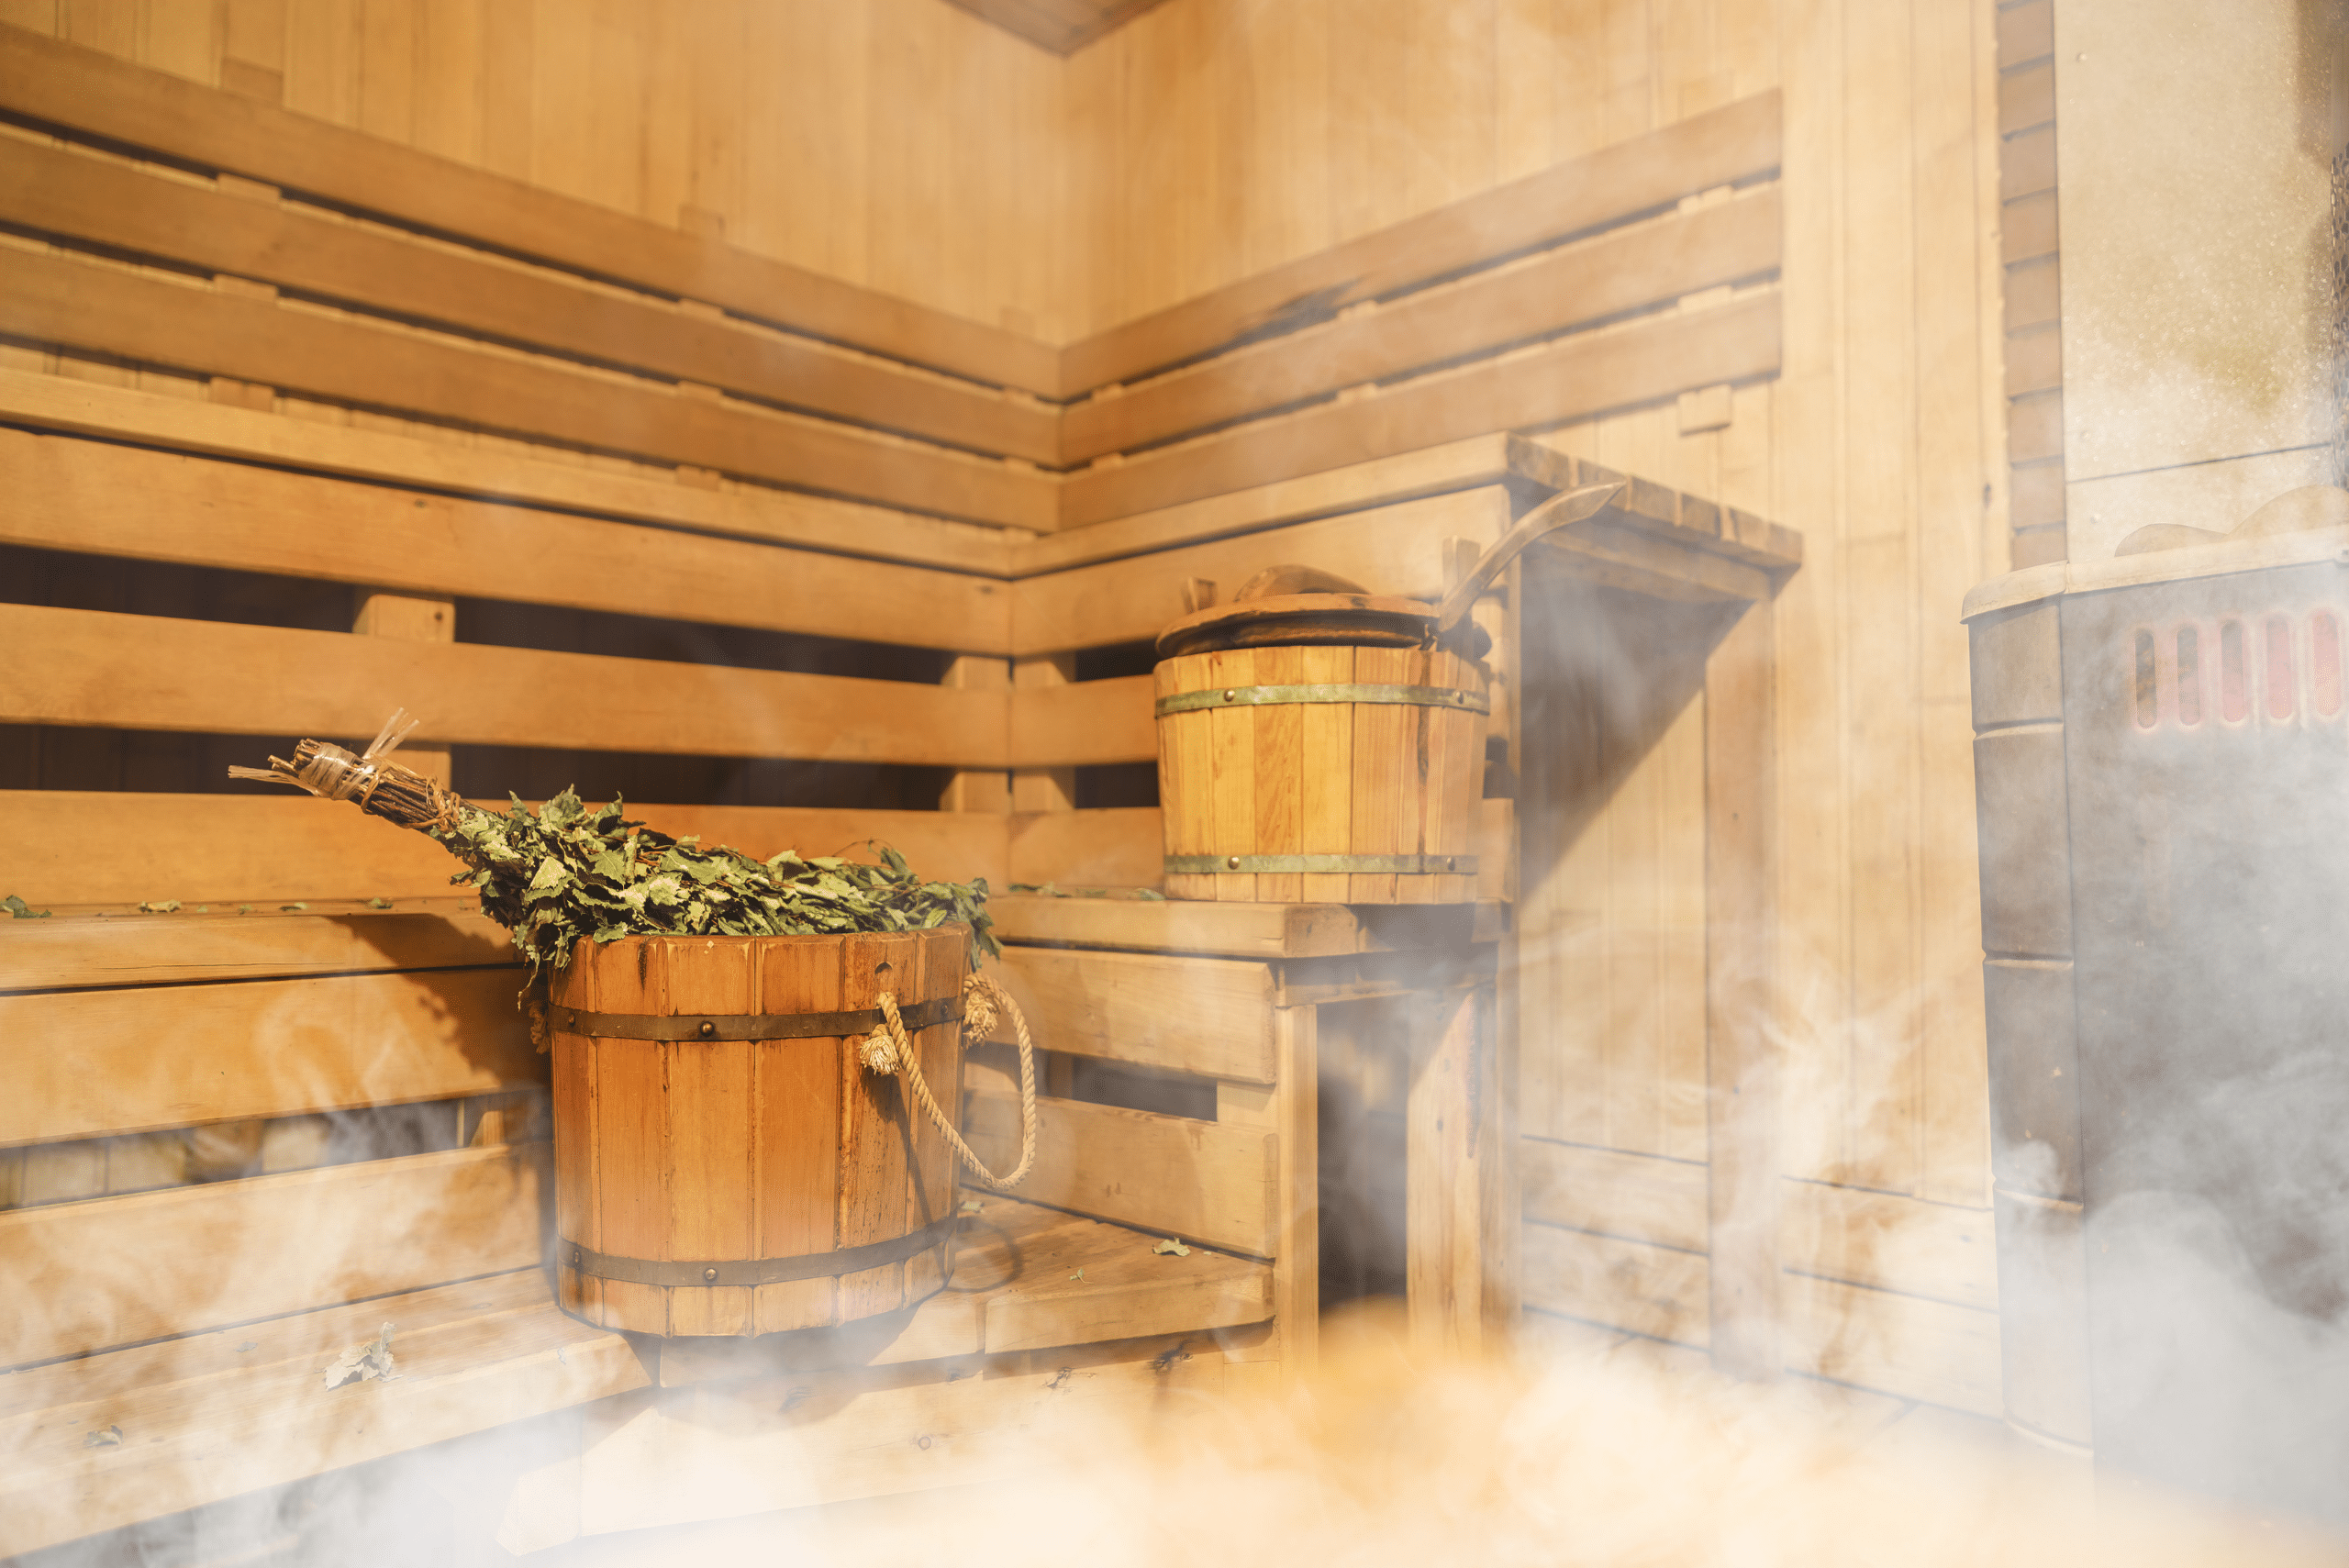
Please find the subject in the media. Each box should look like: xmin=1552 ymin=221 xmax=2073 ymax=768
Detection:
xmin=0 ymin=1269 xmax=651 ymax=1560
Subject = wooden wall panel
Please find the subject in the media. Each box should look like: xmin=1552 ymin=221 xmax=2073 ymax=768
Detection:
xmin=2 ymin=0 xmax=1071 ymax=343
xmin=1069 ymin=0 xmax=2009 ymax=1408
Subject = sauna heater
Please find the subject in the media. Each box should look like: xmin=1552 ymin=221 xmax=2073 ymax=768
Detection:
xmin=1966 ymin=512 xmax=2349 ymax=1526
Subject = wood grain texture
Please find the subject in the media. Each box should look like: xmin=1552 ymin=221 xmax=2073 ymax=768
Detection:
xmin=963 ymin=1089 xmax=1277 ymax=1256
xmin=988 ymin=892 xmax=1505 ymax=959
xmin=0 ymin=794 xmax=1009 ymax=910
xmin=0 ymin=1269 xmax=649 ymax=1561
xmin=1520 ymin=1139 xmax=1710 ymax=1253
xmin=1779 ymin=1272 xmax=2002 ymax=1416
xmin=0 ymin=247 xmax=1051 ymax=529
xmin=0 ymin=137 xmax=1056 ymax=463
xmin=1005 ymin=806 xmax=1161 ymax=889
xmin=577 ymin=1332 xmax=1268 ymax=1535
xmin=549 ymin=930 xmax=964 ymax=1338
xmin=1008 ymin=673 xmax=1156 ymax=767
xmin=1061 ymin=191 xmax=1781 ymax=463
xmin=0 ymin=428 xmax=1010 ymax=656
xmin=0 ymin=22 xmax=1059 ymax=393
xmin=1011 ymin=488 xmax=1511 ymax=655
xmin=0 ymin=905 xmax=510 ymax=991
xmin=0 ymin=1141 xmax=548 ymax=1367
xmin=1061 ymin=90 xmax=1782 ymax=389
xmin=0 ymin=967 xmax=536 ymax=1146
xmin=1059 ymin=293 xmax=1782 ymax=527
xmin=0 ymin=372 xmax=1016 ymax=578
xmin=1156 ymin=643 xmax=1486 ymax=905
xmin=0 ymin=603 xmax=1004 ymax=767
xmin=1520 ymin=1219 xmax=1709 ymax=1347
xmin=1705 ymin=595 xmax=1778 ymax=1379
xmin=656 ymin=1194 xmax=1272 ymax=1382
xmin=984 ymin=944 xmax=1276 ymax=1082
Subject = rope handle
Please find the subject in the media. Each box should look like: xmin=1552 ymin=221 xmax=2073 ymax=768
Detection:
xmin=860 ymin=971 xmax=1036 ymax=1189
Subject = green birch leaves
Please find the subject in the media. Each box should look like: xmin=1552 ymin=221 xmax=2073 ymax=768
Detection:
xmin=432 ymin=790 xmax=996 ymax=974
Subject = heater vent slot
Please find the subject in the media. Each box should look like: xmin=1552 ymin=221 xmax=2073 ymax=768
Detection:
xmin=2128 ymin=608 xmax=2346 ymax=733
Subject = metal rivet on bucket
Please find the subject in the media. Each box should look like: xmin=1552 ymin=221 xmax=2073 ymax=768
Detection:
xmin=1227 ymin=855 xmax=1241 ymax=870
xmin=703 ymin=1267 xmax=718 ymax=1283
xmin=696 ymin=1019 xmax=717 ymax=1039
xmin=1222 ymin=689 xmax=1236 ymax=702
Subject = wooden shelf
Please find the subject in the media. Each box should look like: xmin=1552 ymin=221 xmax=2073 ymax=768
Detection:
xmin=655 ymin=1195 xmax=1272 ymax=1385
xmin=989 ymin=893 xmax=1508 ymax=958
xmin=0 ymin=1269 xmax=651 ymax=1560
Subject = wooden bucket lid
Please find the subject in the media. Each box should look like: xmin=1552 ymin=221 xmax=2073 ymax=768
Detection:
xmin=1154 ymin=564 xmax=1498 ymax=658
xmin=1154 ymin=591 xmax=1442 ymax=658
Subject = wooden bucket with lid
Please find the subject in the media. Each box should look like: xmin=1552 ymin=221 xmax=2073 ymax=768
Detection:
xmin=1151 ymin=479 xmax=1622 ymax=905
xmin=550 ymin=924 xmax=971 ymax=1338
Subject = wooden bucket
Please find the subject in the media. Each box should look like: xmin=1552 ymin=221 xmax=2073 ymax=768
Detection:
xmin=1155 ymin=643 xmax=1487 ymax=903
xmin=549 ymin=924 xmax=969 ymax=1338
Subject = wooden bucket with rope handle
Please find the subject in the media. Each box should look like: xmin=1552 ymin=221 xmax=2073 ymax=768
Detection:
xmin=550 ymin=925 xmax=1037 ymax=1338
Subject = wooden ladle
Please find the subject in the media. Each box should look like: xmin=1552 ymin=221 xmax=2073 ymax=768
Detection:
xmin=1153 ymin=479 xmax=1625 ymax=659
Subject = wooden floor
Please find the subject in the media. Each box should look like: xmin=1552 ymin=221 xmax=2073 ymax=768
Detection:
xmin=0 ymin=1197 xmax=1269 ymax=1560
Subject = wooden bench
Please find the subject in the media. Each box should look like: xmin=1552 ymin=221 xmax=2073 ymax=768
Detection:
xmin=0 ymin=28 xmax=1795 ymax=1558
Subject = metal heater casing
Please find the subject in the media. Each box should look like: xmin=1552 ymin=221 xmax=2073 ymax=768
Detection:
xmin=1967 ymin=531 xmax=2349 ymax=1525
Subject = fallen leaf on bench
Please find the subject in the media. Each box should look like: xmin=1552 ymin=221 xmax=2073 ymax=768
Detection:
xmin=322 ymin=1322 xmax=396 ymax=1389
xmin=281 ymin=902 xmax=309 ymax=912
xmin=1153 ymin=1238 xmax=1192 ymax=1257
xmin=958 ymin=1197 xmax=985 ymax=1215
xmin=366 ymin=896 xmax=395 ymax=908
xmin=83 ymin=1425 xmax=122 ymax=1448
xmin=137 ymin=900 xmax=181 ymax=914
xmin=3 ymin=895 xmax=50 ymax=919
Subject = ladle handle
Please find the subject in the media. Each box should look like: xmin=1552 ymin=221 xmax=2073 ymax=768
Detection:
xmin=1433 ymin=479 xmax=1626 ymax=637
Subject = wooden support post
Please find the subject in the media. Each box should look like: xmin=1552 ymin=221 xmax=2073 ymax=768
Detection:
xmin=1703 ymin=595 xmax=1779 ymax=1379
xmin=938 ymin=655 xmax=1012 ymax=814
xmin=1011 ymin=653 xmax=1078 ymax=813
xmin=1216 ymin=1004 xmax=1318 ymax=1374
xmin=1406 ymin=980 xmax=1507 ymax=1354
xmin=352 ymin=592 xmax=454 ymax=785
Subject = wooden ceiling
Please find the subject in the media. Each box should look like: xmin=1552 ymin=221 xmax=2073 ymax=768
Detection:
xmin=943 ymin=0 xmax=1176 ymax=56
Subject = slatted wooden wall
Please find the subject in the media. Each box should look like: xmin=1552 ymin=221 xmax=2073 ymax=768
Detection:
xmin=0 ymin=0 xmax=1074 ymax=339
xmin=2 ymin=0 xmax=2002 ymax=1419
xmin=1060 ymin=0 xmax=2009 ymax=1414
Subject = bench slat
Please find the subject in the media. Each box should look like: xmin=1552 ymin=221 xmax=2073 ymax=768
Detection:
xmin=1061 ymin=192 xmax=1781 ymax=463
xmin=0 ymin=904 xmax=509 ymax=992
xmin=0 ymin=247 xmax=1052 ymax=531
xmin=0 ymin=1269 xmax=649 ymax=1560
xmin=0 ymin=1142 xmax=547 ymax=1367
xmin=0 ymin=138 xmax=1058 ymax=465
xmin=1059 ymin=91 xmax=1783 ymax=393
xmin=985 ymin=946 xmax=1277 ymax=1084
xmin=0 ymin=795 xmax=1011 ymax=914
xmin=1009 ymin=487 xmax=1511 ymax=654
xmin=0 ymin=604 xmax=1006 ymax=766
xmin=0 ymin=429 xmax=1011 ymax=656
xmin=0 ymin=968 xmax=540 ymax=1147
xmin=0 ymin=371 xmax=1016 ymax=577
xmin=0 ymin=27 xmax=1057 ymax=395
xmin=1008 ymin=673 xmax=1155 ymax=767
xmin=1059 ymin=291 xmax=1782 ymax=528
xmin=963 ymin=1090 xmax=1275 ymax=1257
xmin=1007 ymin=806 xmax=1162 ymax=890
